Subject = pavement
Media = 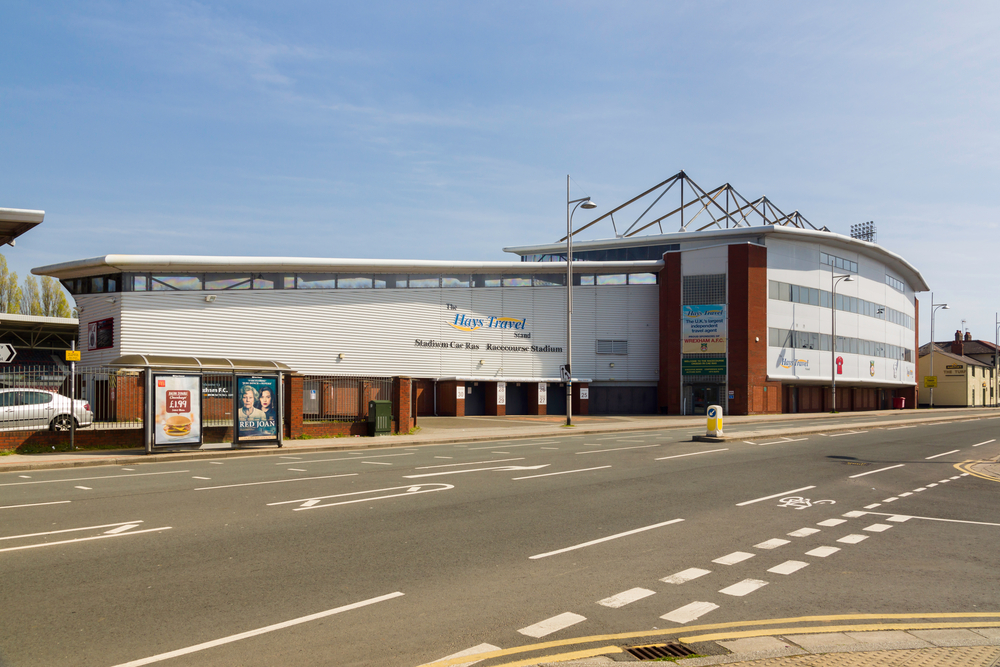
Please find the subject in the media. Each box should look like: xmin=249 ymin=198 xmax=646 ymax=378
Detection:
xmin=4 ymin=406 xmax=1000 ymax=666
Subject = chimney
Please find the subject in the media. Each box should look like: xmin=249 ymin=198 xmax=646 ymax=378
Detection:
xmin=952 ymin=330 xmax=964 ymax=357
xmin=965 ymin=331 xmax=972 ymax=342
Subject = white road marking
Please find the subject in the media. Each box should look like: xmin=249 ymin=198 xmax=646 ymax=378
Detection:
xmin=753 ymin=437 xmax=809 ymax=445
xmin=405 ymin=465 xmax=548 ymax=479
xmin=864 ymin=504 xmax=882 ymax=509
xmin=75 ymin=486 xmax=92 ymax=490
xmin=0 ymin=526 xmax=171 ymax=553
xmin=492 ymin=452 xmax=511 ymax=454
xmin=362 ymin=461 xmax=393 ymax=465
xmin=468 ymin=442 xmax=558 ymax=450
xmin=598 ymin=588 xmax=656 ymax=608
xmin=196 ymin=473 xmax=357 ymax=490
xmin=17 ymin=475 xmax=29 ymax=478
xmin=655 ymin=448 xmax=728 ymax=460
xmin=109 ymin=592 xmax=404 ymax=667
xmin=434 ymin=456 xmax=453 ymax=459
xmin=713 ymin=551 xmax=754 ymax=565
xmin=736 ymin=485 xmax=816 ymax=506
xmin=529 ymin=519 xmax=684 ymax=560
xmin=277 ymin=453 xmax=414 ymax=464
xmin=899 ymin=492 xmax=913 ymax=497
xmin=829 ymin=431 xmax=867 ymax=437
xmin=120 ymin=468 xmax=134 ymax=471
xmin=0 ymin=470 xmax=190 ymax=487
xmin=719 ymin=579 xmax=768 ymax=597
xmin=279 ymin=456 xmax=302 ymax=460
xmin=0 ymin=500 xmax=70 ymax=510
xmin=540 ymin=447 xmax=559 ymax=450
xmin=661 ymin=568 xmax=711 ymax=584
xmin=661 ymin=601 xmax=719 ymax=624
xmin=914 ymin=487 xmax=926 ymax=492
xmin=788 ymin=528 xmax=820 ymax=537
xmin=805 ymin=546 xmax=840 ymax=557
xmin=842 ymin=511 xmax=866 ymax=518
xmin=191 ymin=477 xmax=211 ymax=480
xmin=973 ymin=439 xmax=996 ymax=447
xmin=866 ymin=512 xmax=1000 ymax=527
xmin=817 ymin=519 xmax=846 ymax=527
xmin=951 ymin=475 xmax=961 ymax=479
xmin=927 ymin=483 xmax=938 ymax=487
xmin=849 ymin=464 xmax=905 ymax=478
xmin=105 ymin=524 xmax=140 ymax=534
xmin=576 ymin=444 xmax=660 ymax=454
xmin=287 ymin=468 xmax=307 ymax=472
xmin=269 ymin=483 xmax=454 ymax=510
xmin=926 ymin=450 xmax=960 ymax=460
xmin=938 ymin=479 xmax=951 ymax=483
xmin=883 ymin=497 xmax=898 ymax=502
xmin=864 ymin=524 xmax=893 ymax=532
xmin=837 ymin=534 xmax=868 ymax=544
xmin=769 ymin=560 xmax=809 ymax=575
xmin=517 ymin=612 xmax=586 ymax=638
xmin=887 ymin=425 xmax=916 ymax=430
xmin=1 ymin=520 xmax=144 ymax=541
xmin=754 ymin=538 xmax=790 ymax=549
xmin=423 ymin=643 xmax=502 ymax=667
xmin=416 ymin=458 xmax=524 ymax=469
xmin=512 ymin=466 xmax=611 ymax=480
xmin=209 ymin=462 xmax=224 ymax=465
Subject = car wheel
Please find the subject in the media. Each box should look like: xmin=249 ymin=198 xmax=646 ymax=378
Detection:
xmin=50 ymin=414 xmax=75 ymax=431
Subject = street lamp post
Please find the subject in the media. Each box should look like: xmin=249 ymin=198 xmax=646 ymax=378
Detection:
xmin=831 ymin=272 xmax=854 ymax=412
xmin=993 ymin=312 xmax=999 ymax=406
xmin=566 ymin=175 xmax=596 ymax=427
xmin=928 ymin=292 xmax=949 ymax=409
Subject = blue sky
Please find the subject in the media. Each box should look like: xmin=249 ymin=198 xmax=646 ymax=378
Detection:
xmin=2 ymin=2 xmax=998 ymax=343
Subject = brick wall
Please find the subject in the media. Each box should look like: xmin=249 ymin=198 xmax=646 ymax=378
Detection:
xmin=658 ymin=251 xmax=683 ymax=413
xmin=729 ymin=243 xmax=782 ymax=415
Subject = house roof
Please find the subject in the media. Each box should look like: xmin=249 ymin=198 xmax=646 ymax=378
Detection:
xmin=918 ymin=342 xmax=991 ymax=367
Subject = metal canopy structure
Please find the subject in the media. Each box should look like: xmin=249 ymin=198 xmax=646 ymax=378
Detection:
xmin=0 ymin=314 xmax=78 ymax=351
xmin=0 ymin=208 xmax=44 ymax=247
xmin=561 ymin=171 xmax=829 ymax=242
xmin=109 ymin=354 xmax=292 ymax=372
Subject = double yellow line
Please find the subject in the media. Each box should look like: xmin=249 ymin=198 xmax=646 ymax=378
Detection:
xmin=423 ymin=613 xmax=1000 ymax=667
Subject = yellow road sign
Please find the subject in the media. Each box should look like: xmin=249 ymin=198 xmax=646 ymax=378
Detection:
xmin=923 ymin=376 xmax=937 ymax=388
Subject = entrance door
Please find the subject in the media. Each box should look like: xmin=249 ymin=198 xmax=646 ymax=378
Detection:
xmin=692 ymin=384 xmax=717 ymax=416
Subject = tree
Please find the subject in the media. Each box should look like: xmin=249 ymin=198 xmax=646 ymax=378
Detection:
xmin=0 ymin=255 xmax=16 ymax=314
xmin=5 ymin=271 xmax=22 ymax=314
xmin=21 ymin=275 xmax=43 ymax=316
xmin=40 ymin=277 xmax=72 ymax=318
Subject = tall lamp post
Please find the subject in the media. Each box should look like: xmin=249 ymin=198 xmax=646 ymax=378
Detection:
xmin=831 ymin=272 xmax=854 ymax=412
xmin=566 ymin=175 xmax=596 ymax=427
xmin=928 ymin=293 xmax=949 ymax=409
xmin=994 ymin=312 xmax=999 ymax=407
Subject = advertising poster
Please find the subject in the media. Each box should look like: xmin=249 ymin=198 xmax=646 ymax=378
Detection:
xmin=153 ymin=374 xmax=202 ymax=447
xmin=682 ymin=305 xmax=727 ymax=353
xmin=235 ymin=375 xmax=280 ymax=444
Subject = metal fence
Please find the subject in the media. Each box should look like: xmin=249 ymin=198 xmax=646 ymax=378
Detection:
xmin=301 ymin=375 xmax=394 ymax=423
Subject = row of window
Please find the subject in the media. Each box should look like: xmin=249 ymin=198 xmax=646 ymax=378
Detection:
xmin=820 ymin=252 xmax=858 ymax=273
xmin=596 ymin=339 xmax=628 ymax=355
xmin=885 ymin=274 xmax=904 ymax=293
xmin=519 ymin=244 xmax=680 ymax=263
xmin=63 ymin=272 xmax=660 ymax=295
xmin=769 ymin=280 xmax=914 ymax=330
xmin=769 ymin=328 xmax=913 ymax=362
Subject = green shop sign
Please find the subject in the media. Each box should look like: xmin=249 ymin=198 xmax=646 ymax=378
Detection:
xmin=682 ymin=358 xmax=727 ymax=376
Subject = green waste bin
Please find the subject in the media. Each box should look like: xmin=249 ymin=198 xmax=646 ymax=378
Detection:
xmin=368 ymin=400 xmax=392 ymax=436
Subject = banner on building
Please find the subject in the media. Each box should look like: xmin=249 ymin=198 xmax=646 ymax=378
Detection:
xmin=682 ymin=305 xmax=727 ymax=353
xmin=153 ymin=374 xmax=203 ymax=447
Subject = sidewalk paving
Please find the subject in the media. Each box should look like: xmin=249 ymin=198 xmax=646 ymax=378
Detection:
xmin=2 ymin=407 xmax=999 ymax=473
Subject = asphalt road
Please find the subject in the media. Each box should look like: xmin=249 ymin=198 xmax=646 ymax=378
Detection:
xmin=1 ymin=414 xmax=998 ymax=667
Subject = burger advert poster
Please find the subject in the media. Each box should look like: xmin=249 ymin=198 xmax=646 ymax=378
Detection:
xmin=153 ymin=374 xmax=203 ymax=446
xmin=235 ymin=376 xmax=279 ymax=443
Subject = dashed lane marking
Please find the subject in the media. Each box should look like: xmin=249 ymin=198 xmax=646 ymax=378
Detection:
xmin=529 ymin=519 xmax=684 ymax=560
xmin=927 ymin=449 xmax=960 ymax=459
xmin=661 ymin=568 xmax=712 ymax=584
xmin=517 ymin=612 xmax=586 ymax=638
xmin=973 ymin=439 xmax=997 ymax=447
xmin=416 ymin=458 xmax=524 ymax=469
xmin=0 ymin=500 xmax=71 ymax=510
xmin=754 ymin=538 xmax=790 ymax=549
xmin=661 ymin=601 xmax=719 ymax=624
xmin=713 ymin=551 xmax=755 ymax=565
xmin=817 ymin=519 xmax=846 ymax=527
xmin=788 ymin=528 xmax=820 ymax=537
xmin=512 ymin=466 xmax=611 ymax=480
xmin=805 ymin=546 xmax=840 ymax=557
xmin=864 ymin=503 xmax=882 ymax=509
xmin=196 ymin=473 xmax=357 ymax=490
xmin=0 ymin=470 xmax=190 ymax=486
xmin=719 ymin=579 xmax=768 ymax=597
xmin=768 ymin=560 xmax=809 ymax=575
xmin=736 ymin=486 xmax=816 ymax=506
xmin=849 ymin=464 xmax=905 ymax=478
xmin=864 ymin=524 xmax=893 ymax=532
xmin=837 ymin=534 xmax=868 ymax=544
xmin=597 ymin=588 xmax=656 ymax=608
xmin=422 ymin=643 xmax=501 ymax=667
xmin=576 ymin=444 xmax=660 ymax=454
xmin=655 ymin=448 xmax=728 ymax=460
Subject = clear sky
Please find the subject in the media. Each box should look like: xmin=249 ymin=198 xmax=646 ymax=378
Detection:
xmin=2 ymin=2 xmax=998 ymax=344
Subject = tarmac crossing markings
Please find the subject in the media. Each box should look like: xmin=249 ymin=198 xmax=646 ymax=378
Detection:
xmin=661 ymin=567 xmax=712 ymax=584
xmin=517 ymin=612 xmax=586 ymax=638
xmin=597 ymin=588 xmax=656 ymax=608
xmin=661 ymin=601 xmax=720 ymax=624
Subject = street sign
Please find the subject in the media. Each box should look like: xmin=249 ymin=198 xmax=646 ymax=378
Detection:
xmin=560 ymin=365 xmax=571 ymax=382
xmin=924 ymin=376 xmax=937 ymax=388
xmin=65 ymin=350 xmax=81 ymax=361
xmin=0 ymin=344 xmax=15 ymax=364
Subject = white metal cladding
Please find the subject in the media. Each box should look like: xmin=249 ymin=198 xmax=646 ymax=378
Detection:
xmin=91 ymin=285 xmax=659 ymax=378
xmin=75 ymin=295 xmax=123 ymax=366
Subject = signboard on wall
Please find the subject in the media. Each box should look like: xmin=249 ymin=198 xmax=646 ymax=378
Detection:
xmin=538 ymin=383 xmax=547 ymax=405
xmin=496 ymin=381 xmax=506 ymax=405
xmin=88 ymin=318 xmax=114 ymax=351
xmin=682 ymin=358 xmax=727 ymax=376
xmin=153 ymin=374 xmax=202 ymax=447
xmin=682 ymin=305 xmax=726 ymax=353
xmin=234 ymin=375 xmax=280 ymax=446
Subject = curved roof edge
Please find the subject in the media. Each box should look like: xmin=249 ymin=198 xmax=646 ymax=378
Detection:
xmin=505 ymin=226 xmax=929 ymax=293
xmin=32 ymin=255 xmax=664 ymax=279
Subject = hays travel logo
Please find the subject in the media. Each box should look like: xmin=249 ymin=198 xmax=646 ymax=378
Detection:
xmin=449 ymin=313 xmax=527 ymax=332
xmin=777 ymin=351 xmax=810 ymax=370
xmin=684 ymin=306 xmax=724 ymax=319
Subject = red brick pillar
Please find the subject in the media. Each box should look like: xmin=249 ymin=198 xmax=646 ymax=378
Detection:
xmin=572 ymin=382 xmax=590 ymax=416
xmin=526 ymin=383 xmax=545 ymax=415
xmin=393 ymin=377 xmax=413 ymax=433
xmin=486 ymin=382 xmax=506 ymax=416
xmin=286 ymin=374 xmax=304 ymax=439
xmin=658 ymin=252 xmax=682 ymax=414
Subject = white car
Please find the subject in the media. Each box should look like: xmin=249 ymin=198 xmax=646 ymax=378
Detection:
xmin=0 ymin=389 xmax=94 ymax=431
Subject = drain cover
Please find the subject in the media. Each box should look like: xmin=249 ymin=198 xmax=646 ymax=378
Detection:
xmin=624 ymin=643 xmax=696 ymax=660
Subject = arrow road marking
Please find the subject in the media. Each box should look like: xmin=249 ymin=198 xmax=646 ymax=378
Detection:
xmin=404 ymin=465 xmax=549 ymax=479
xmin=267 ymin=483 xmax=454 ymax=510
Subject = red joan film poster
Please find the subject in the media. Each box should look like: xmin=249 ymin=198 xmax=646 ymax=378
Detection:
xmin=153 ymin=374 xmax=203 ymax=447
xmin=235 ymin=375 xmax=279 ymax=444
